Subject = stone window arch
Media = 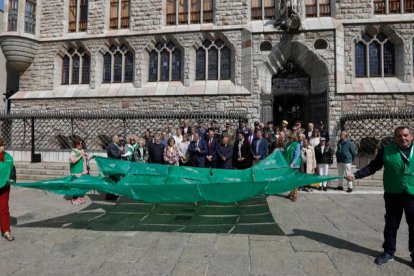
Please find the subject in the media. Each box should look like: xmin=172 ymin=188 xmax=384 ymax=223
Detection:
xmin=61 ymin=47 xmax=90 ymax=85
xmin=251 ymin=0 xmax=276 ymax=20
xmin=195 ymin=39 xmax=231 ymax=81
xmin=148 ymin=42 xmax=182 ymax=82
xmin=69 ymin=0 xmax=88 ymax=32
xmin=166 ymin=0 xmax=213 ymax=25
xmin=109 ymin=0 xmax=130 ymax=29
xmin=355 ymin=32 xmax=395 ymax=78
xmin=102 ymin=45 xmax=134 ymax=83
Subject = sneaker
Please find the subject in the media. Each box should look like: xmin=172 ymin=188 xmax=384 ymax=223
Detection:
xmin=336 ymin=186 xmax=344 ymax=191
xmin=347 ymin=188 xmax=353 ymax=193
xmin=78 ymin=197 xmax=86 ymax=204
xmin=374 ymin=252 xmax=394 ymax=265
xmin=323 ymin=187 xmax=328 ymax=191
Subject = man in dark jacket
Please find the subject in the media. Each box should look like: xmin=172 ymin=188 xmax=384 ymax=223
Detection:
xmin=205 ymin=129 xmax=218 ymax=168
xmin=314 ymin=137 xmax=333 ymax=191
xmin=188 ymin=133 xmax=207 ymax=167
xmin=335 ymin=131 xmax=356 ymax=192
xmin=148 ymin=134 xmax=165 ymax=164
xmin=234 ymin=132 xmax=252 ymax=169
xmin=106 ymin=135 xmax=125 ymax=200
xmin=217 ymin=136 xmax=233 ymax=169
xmin=346 ymin=126 xmax=414 ymax=267
xmin=107 ymin=135 xmax=123 ymax=159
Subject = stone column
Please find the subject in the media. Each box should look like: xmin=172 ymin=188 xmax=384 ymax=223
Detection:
xmin=261 ymin=94 xmax=273 ymax=123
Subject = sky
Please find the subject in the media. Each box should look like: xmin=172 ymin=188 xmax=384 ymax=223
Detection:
xmin=0 ymin=0 xmax=3 ymax=12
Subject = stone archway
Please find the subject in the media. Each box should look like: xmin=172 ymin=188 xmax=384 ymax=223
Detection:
xmin=259 ymin=40 xmax=330 ymax=126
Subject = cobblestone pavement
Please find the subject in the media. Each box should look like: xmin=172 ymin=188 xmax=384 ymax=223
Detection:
xmin=2 ymin=187 xmax=413 ymax=276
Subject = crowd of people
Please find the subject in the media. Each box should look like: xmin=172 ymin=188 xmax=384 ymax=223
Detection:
xmin=103 ymin=119 xmax=332 ymax=170
xmin=67 ymin=119 xmax=353 ymax=203
xmin=1 ymin=121 xmax=414 ymax=270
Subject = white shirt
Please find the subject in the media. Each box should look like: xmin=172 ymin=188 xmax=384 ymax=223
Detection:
xmin=310 ymin=137 xmax=320 ymax=148
xmin=173 ymin=135 xmax=183 ymax=145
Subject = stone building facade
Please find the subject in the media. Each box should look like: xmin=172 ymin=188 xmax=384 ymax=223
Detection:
xmin=0 ymin=0 xmax=414 ymax=140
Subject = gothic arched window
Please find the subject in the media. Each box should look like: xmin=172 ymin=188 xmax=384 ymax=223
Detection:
xmin=148 ymin=42 xmax=182 ymax=82
xmin=102 ymin=45 xmax=134 ymax=83
xmin=195 ymin=39 xmax=231 ymax=81
xmin=354 ymin=32 xmax=395 ymax=78
xmin=61 ymin=47 xmax=90 ymax=85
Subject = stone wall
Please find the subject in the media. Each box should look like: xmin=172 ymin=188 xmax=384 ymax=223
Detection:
xmin=10 ymin=94 xmax=257 ymax=120
xmin=129 ymin=0 xmax=163 ymax=32
xmin=215 ymin=0 xmax=249 ymax=26
xmin=19 ymin=29 xmax=246 ymax=92
xmin=335 ymin=0 xmax=373 ymax=20
xmin=87 ymin=0 xmax=107 ymax=35
xmin=39 ymin=0 xmax=67 ymax=38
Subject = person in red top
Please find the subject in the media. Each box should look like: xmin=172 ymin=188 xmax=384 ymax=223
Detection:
xmin=0 ymin=137 xmax=15 ymax=241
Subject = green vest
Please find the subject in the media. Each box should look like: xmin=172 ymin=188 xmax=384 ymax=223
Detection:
xmin=383 ymin=142 xmax=414 ymax=195
xmin=126 ymin=144 xmax=137 ymax=161
xmin=0 ymin=152 xmax=13 ymax=188
xmin=284 ymin=141 xmax=301 ymax=167
xmin=70 ymin=149 xmax=84 ymax=175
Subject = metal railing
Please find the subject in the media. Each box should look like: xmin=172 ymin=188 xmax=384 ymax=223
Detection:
xmin=0 ymin=110 xmax=247 ymax=162
xmin=340 ymin=109 xmax=414 ymax=167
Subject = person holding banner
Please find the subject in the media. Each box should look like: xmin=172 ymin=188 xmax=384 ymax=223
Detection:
xmin=346 ymin=126 xmax=414 ymax=267
xmin=0 ymin=137 xmax=16 ymax=241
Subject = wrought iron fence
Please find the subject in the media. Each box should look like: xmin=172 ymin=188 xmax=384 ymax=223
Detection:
xmin=0 ymin=110 xmax=247 ymax=161
xmin=340 ymin=109 xmax=414 ymax=167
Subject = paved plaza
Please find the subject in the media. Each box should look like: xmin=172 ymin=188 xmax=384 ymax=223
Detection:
xmin=2 ymin=187 xmax=414 ymax=275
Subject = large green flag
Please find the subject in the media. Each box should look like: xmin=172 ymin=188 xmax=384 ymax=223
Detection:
xmin=13 ymin=150 xmax=340 ymax=203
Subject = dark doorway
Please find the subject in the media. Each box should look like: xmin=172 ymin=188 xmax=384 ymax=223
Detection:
xmin=273 ymin=94 xmax=308 ymax=126
xmin=271 ymin=58 xmax=311 ymax=126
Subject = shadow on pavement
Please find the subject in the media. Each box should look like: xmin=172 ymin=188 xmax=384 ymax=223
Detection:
xmin=289 ymin=229 xmax=412 ymax=267
xmin=16 ymin=195 xmax=284 ymax=235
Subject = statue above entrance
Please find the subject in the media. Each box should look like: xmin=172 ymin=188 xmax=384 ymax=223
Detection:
xmin=274 ymin=0 xmax=301 ymax=32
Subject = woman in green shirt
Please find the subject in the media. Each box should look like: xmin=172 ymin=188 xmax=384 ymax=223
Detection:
xmin=69 ymin=137 xmax=89 ymax=205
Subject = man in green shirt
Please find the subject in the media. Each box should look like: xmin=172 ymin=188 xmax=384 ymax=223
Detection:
xmin=346 ymin=126 xmax=414 ymax=267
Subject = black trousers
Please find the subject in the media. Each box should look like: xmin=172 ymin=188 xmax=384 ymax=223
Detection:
xmin=383 ymin=191 xmax=414 ymax=256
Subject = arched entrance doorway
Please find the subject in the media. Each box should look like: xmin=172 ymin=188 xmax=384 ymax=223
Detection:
xmin=272 ymin=58 xmax=310 ymax=126
xmin=259 ymin=41 xmax=330 ymax=128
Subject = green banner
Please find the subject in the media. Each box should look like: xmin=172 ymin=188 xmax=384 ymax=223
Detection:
xmin=14 ymin=150 xmax=341 ymax=203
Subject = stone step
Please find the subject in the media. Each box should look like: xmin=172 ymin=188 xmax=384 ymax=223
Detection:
xmin=14 ymin=162 xmax=99 ymax=170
